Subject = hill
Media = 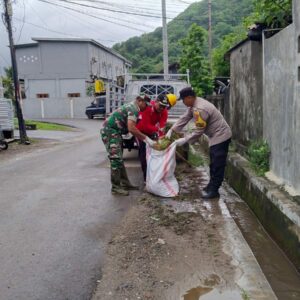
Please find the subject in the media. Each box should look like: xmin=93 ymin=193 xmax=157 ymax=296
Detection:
xmin=113 ymin=0 xmax=254 ymax=72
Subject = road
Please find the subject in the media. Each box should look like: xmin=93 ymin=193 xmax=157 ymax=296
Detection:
xmin=0 ymin=119 xmax=142 ymax=300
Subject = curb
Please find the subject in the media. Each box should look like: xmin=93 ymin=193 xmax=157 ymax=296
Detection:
xmin=225 ymin=152 xmax=300 ymax=271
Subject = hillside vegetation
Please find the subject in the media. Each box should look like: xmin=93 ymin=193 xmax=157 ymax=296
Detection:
xmin=113 ymin=0 xmax=253 ymax=73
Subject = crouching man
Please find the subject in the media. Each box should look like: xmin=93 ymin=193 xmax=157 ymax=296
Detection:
xmin=166 ymin=87 xmax=232 ymax=199
xmin=101 ymin=95 xmax=156 ymax=196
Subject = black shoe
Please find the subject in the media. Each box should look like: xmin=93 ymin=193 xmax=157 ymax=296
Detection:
xmin=203 ymin=185 xmax=210 ymax=192
xmin=202 ymin=190 xmax=220 ymax=199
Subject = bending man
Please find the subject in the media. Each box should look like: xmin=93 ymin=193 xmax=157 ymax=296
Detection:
xmin=166 ymin=87 xmax=232 ymax=199
xmin=101 ymin=95 xmax=156 ymax=196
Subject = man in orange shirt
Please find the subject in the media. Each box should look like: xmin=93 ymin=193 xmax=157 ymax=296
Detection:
xmin=137 ymin=94 xmax=177 ymax=181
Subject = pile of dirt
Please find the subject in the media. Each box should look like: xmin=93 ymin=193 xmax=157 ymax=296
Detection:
xmin=92 ymin=165 xmax=237 ymax=300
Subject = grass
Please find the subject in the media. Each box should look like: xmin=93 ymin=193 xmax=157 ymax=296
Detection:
xmin=241 ymin=289 xmax=251 ymax=300
xmin=246 ymin=140 xmax=270 ymax=176
xmin=188 ymin=144 xmax=205 ymax=167
xmin=14 ymin=119 xmax=73 ymax=131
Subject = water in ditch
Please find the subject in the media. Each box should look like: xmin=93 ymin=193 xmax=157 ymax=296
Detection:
xmin=222 ymin=183 xmax=300 ymax=300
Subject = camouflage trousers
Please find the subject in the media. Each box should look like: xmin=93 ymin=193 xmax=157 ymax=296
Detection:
xmin=101 ymin=126 xmax=124 ymax=170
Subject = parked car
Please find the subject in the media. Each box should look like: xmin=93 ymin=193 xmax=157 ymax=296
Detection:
xmin=85 ymin=95 xmax=106 ymax=119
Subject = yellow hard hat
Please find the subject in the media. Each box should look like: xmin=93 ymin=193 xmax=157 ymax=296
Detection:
xmin=166 ymin=94 xmax=177 ymax=107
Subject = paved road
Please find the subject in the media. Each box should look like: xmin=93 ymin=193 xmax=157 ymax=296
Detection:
xmin=0 ymin=119 xmax=142 ymax=300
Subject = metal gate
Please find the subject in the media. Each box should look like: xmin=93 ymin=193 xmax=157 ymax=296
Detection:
xmin=0 ymin=98 xmax=14 ymax=138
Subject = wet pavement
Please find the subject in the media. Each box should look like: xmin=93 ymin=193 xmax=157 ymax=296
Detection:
xmin=0 ymin=119 xmax=143 ymax=300
xmin=164 ymin=170 xmax=277 ymax=299
xmin=163 ymin=167 xmax=300 ymax=300
xmin=2 ymin=119 xmax=300 ymax=300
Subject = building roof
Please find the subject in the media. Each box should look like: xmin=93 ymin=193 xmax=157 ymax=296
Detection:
xmin=15 ymin=37 xmax=131 ymax=65
xmin=15 ymin=42 xmax=38 ymax=49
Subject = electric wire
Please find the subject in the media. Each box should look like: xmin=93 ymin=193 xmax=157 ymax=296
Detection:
xmin=38 ymin=0 xmax=211 ymax=24
xmin=16 ymin=0 xmax=26 ymax=43
xmin=49 ymin=0 xmax=165 ymax=19
xmin=37 ymin=0 xmax=149 ymax=32
xmin=40 ymin=0 xmax=136 ymax=40
xmin=79 ymin=0 xmax=184 ymax=15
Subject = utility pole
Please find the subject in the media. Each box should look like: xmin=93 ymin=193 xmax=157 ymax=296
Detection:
xmin=161 ymin=0 xmax=169 ymax=79
xmin=3 ymin=0 xmax=29 ymax=144
xmin=208 ymin=0 xmax=212 ymax=73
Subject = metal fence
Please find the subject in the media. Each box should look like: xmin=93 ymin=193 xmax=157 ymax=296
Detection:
xmin=105 ymin=83 xmax=125 ymax=115
xmin=0 ymin=98 xmax=14 ymax=138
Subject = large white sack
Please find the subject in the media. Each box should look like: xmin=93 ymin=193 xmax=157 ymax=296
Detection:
xmin=146 ymin=142 xmax=179 ymax=197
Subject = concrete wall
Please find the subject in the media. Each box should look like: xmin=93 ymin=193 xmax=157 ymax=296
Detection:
xmin=22 ymin=97 xmax=93 ymax=119
xmin=229 ymin=40 xmax=263 ymax=146
xmin=88 ymin=44 xmax=126 ymax=80
xmin=263 ymin=0 xmax=300 ymax=191
xmin=27 ymin=79 xmax=57 ymax=98
xmin=17 ymin=42 xmax=89 ymax=79
xmin=17 ymin=45 xmax=40 ymax=76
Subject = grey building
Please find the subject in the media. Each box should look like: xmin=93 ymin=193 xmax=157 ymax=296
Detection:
xmin=16 ymin=38 xmax=131 ymax=118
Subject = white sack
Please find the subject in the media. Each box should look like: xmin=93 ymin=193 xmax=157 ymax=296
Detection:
xmin=146 ymin=142 xmax=179 ymax=197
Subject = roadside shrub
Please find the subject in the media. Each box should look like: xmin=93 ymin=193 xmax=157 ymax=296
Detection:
xmin=246 ymin=140 xmax=270 ymax=176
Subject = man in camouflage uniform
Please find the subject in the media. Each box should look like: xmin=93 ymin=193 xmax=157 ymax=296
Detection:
xmin=101 ymin=95 xmax=156 ymax=196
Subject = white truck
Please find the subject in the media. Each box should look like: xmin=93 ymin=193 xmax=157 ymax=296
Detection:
xmin=120 ymin=72 xmax=190 ymax=151
xmin=87 ymin=72 xmax=190 ymax=119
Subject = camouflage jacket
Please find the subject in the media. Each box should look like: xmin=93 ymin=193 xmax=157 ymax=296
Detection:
xmin=103 ymin=101 xmax=140 ymax=134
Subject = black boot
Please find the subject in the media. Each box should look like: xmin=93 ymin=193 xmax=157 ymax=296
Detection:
xmin=120 ymin=166 xmax=139 ymax=190
xmin=203 ymin=183 xmax=211 ymax=192
xmin=111 ymin=169 xmax=129 ymax=196
xmin=202 ymin=189 xmax=220 ymax=199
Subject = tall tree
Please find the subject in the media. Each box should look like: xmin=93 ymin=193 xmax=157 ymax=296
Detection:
xmin=179 ymin=24 xmax=213 ymax=96
xmin=253 ymin=0 xmax=292 ymax=28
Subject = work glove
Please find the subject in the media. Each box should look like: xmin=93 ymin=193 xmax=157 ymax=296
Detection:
xmin=175 ymin=137 xmax=188 ymax=146
xmin=145 ymin=136 xmax=156 ymax=148
xmin=165 ymin=129 xmax=172 ymax=139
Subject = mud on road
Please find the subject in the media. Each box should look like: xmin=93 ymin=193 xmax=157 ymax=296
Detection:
xmin=0 ymin=139 xmax=59 ymax=162
xmin=92 ymin=164 xmax=247 ymax=300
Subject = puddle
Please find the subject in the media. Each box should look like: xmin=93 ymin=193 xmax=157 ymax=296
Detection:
xmin=183 ymin=286 xmax=212 ymax=300
xmin=183 ymin=287 xmax=242 ymax=300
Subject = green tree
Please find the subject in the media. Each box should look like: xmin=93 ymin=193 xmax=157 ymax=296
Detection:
xmin=179 ymin=24 xmax=213 ymax=96
xmin=212 ymin=28 xmax=247 ymax=76
xmin=253 ymin=0 xmax=292 ymax=28
xmin=2 ymin=67 xmax=14 ymax=100
xmin=113 ymin=0 xmax=253 ymax=72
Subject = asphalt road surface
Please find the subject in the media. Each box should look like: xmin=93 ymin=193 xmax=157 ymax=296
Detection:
xmin=0 ymin=119 xmax=142 ymax=300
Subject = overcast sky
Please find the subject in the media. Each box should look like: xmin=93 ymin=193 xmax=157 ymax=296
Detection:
xmin=0 ymin=0 xmax=197 ymax=75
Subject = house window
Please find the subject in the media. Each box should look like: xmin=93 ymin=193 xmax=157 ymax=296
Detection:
xmin=36 ymin=93 xmax=49 ymax=98
xmin=67 ymin=93 xmax=81 ymax=98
